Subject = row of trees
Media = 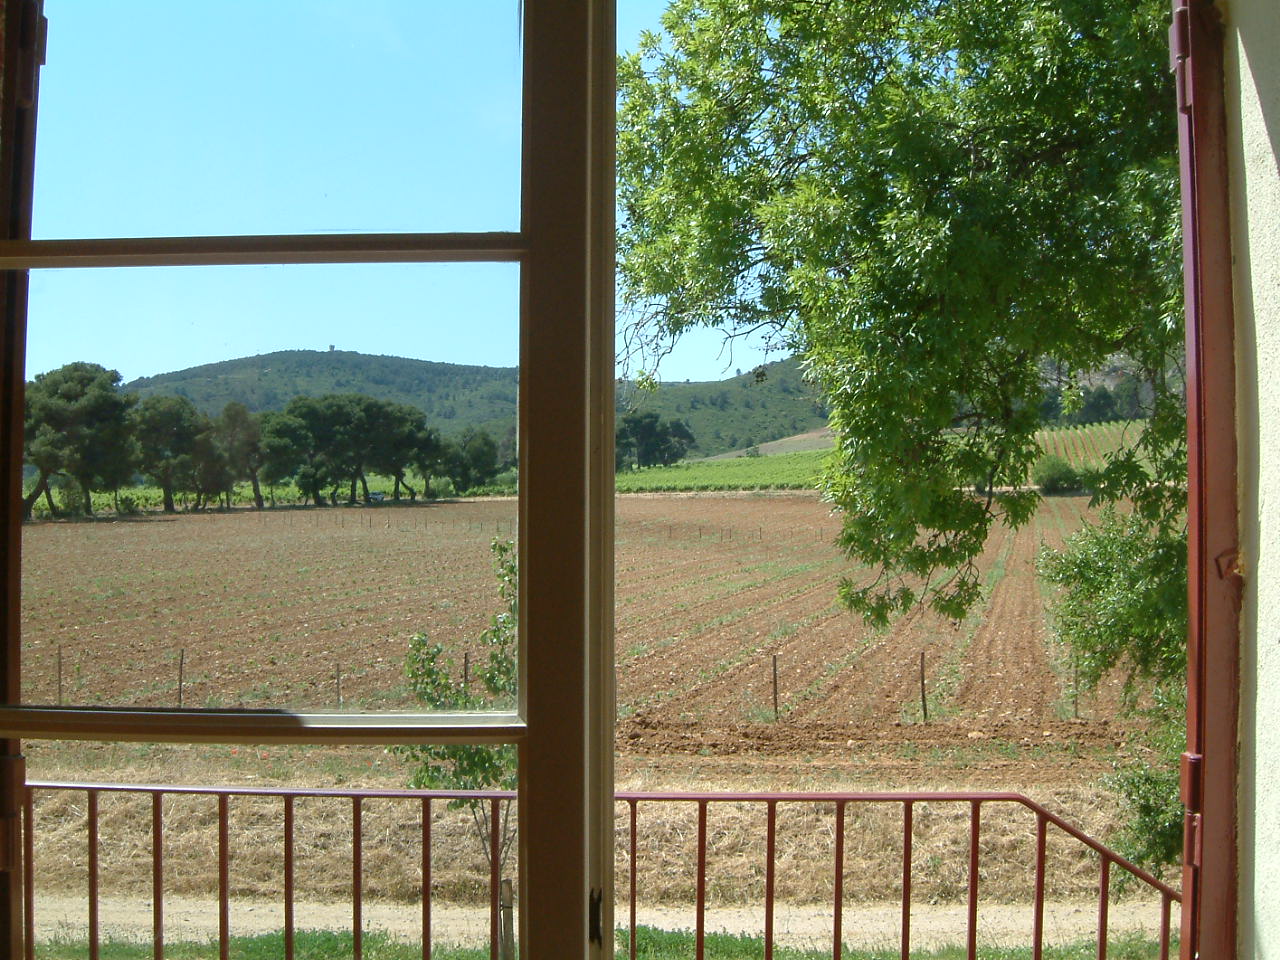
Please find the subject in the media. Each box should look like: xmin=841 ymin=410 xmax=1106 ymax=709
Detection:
xmin=22 ymin=362 xmax=507 ymax=518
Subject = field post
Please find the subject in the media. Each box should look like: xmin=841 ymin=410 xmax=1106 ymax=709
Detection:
xmin=464 ymin=652 xmax=471 ymax=696
xmin=177 ymin=649 xmax=184 ymax=710
xmin=56 ymin=645 xmax=61 ymax=706
xmin=336 ymin=664 xmax=342 ymax=708
xmin=919 ymin=651 xmax=928 ymax=724
xmin=772 ymin=655 xmax=779 ymax=721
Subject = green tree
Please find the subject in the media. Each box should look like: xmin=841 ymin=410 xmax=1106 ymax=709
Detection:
xmin=619 ymin=0 xmax=1187 ymax=865
xmin=218 ymin=401 xmax=267 ymax=509
xmin=618 ymin=0 xmax=1181 ymax=622
xmin=132 ymin=394 xmax=203 ymax=513
xmin=395 ymin=539 xmax=518 ymax=874
xmin=23 ymin=362 xmax=136 ymax=518
xmin=259 ymin=411 xmax=311 ymax=504
xmin=441 ymin=428 xmax=501 ymax=493
xmin=616 ymin=410 xmax=695 ymax=468
xmin=367 ymin=402 xmax=438 ymax=502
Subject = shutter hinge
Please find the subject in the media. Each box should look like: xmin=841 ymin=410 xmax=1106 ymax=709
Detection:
xmin=588 ymin=886 xmax=604 ymax=947
xmin=1181 ymin=752 xmax=1204 ymax=870
xmin=1169 ymin=4 xmax=1192 ymax=114
xmin=1181 ymin=751 xmax=1203 ymax=811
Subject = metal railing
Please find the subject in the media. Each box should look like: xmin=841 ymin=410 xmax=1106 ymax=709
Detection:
xmin=22 ymin=782 xmax=1181 ymax=960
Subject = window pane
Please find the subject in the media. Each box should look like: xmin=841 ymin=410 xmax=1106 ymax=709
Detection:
xmin=32 ymin=0 xmax=522 ymax=239
xmin=21 ymin=263 xmax=520 ymax=714
xmin=25 ymin=740 xmax=519 ymax=954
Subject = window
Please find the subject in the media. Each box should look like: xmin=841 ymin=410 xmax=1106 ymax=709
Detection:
xmin=0 ymin=1 xmax=616 ymax=956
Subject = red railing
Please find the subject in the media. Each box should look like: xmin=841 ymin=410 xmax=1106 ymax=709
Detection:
xmin=22 ymin=782 xmax=1181 ymax=960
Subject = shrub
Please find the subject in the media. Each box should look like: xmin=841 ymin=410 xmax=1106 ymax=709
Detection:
xmin=1032 ymin=455 xmax=1082 ymax=494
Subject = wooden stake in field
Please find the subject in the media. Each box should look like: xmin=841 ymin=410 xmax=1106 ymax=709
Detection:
xmin=336 ymin=664 xmax=343 ymax=708
xmin=178 ymin=649 xmax=185 ymax=709
xmin=772 ymin=654 xmax=780 ymax=721
xmin=464 ymin=652 xmax=470 ymax=696
xmin=919 ymin=651 xmax=928 ymax=724
xmin=57 ymin=645 xmax=62 ymax=706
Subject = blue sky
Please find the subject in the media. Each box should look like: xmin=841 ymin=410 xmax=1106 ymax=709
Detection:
xmin=25 ymin=1 xmax=774 ymax=385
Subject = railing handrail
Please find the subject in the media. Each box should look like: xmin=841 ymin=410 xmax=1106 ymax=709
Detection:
xmin=22 ymin=780 xmax=1182 ymax=960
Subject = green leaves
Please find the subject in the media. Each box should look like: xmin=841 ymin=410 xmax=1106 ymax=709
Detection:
xmin=618 ymin=0 xmax=1181 ymax=624
xmin=397 ymin=538 xmax=519 ymax=803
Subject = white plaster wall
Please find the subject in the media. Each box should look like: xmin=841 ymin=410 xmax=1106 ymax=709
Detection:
xmin=1229 ymin=0 xmax=1280 ymax=953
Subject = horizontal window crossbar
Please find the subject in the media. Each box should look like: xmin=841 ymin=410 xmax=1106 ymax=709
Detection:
xmin=0 ymin=706 xmax=525 ymax=744
xmin=0 ymin=232 xmax=525 ymax=269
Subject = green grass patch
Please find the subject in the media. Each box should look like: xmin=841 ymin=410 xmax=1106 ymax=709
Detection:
xmin=34 ymin=926 xmax=1173 ymax=960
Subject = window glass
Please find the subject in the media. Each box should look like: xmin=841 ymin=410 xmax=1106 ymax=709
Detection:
xmin=21 ymin=263 xmax=519 ymax=714
xmin=32 ymin=0 xmax=523 ymax=239
xmin=24 ymin=740 xmax=520 ymax=953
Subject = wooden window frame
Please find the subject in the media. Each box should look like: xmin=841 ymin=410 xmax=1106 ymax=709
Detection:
xmin=0 ymin=1 xmax=616 ymax=957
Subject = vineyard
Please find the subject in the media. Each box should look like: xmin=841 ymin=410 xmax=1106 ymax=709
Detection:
xmin=1033 ymin=420 xmax=1144 ymax=472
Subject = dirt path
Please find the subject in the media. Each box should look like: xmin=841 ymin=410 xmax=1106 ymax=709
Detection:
xmin=33 ymin=894 xmax=1169 ymax=951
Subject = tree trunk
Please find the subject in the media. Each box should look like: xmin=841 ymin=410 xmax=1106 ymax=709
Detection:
xmin=21 ymin=472 xmax=49 ymax=521
xmin=392 ymin=476 xmax=401 ymax=501
xmin=348 ymin=477 xmax=358 ymax=504
xmin=250 ymin=473 xmax=264 ymax=510
xmin=42 ymin=479 xmax=57 ymax=518
xmin=396 ymin=473 xmax=417 ymax=501
xmin=79 ymin=479 xmax=93 ymax=516
xmin=359 ymin=472 xmax=371 ymax=503
xmin=162 ymin=482 xmax=176 ymax=514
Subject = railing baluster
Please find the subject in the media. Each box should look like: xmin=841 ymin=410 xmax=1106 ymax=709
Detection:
xmin=833 ymin=801 xmax=845 ymax=960
xmin=630 ymin=799 xmax=638 ymax=960
xmin=901 ymin=801 xmax=913 ymax=960
xmin=20 ymin=783 xmax=1185 ymax=960
xmin=88 ymin=790 xmax=99 ymax=960
xmin=1159 ymin=892 xmax=1172 ymax=960
xmin=283 ymin=796 xmax=294 ymax=960
xmin=696 ymin=800 xmax=707 ymax=960
xmin=489 ymin=797 xmax=500 ymax=960
xmin=1029 ymin=817 xmax=1047 ymax=960
xmin=352 ymin=796 xmax=363 ymax=960
xmin=218 ymin=794 xmax=229 ymax=960
xmin=1097 ymin=856 xmax=1111 ymax=960
xmin=152 ymin=793 xmax=163 ymax=960
xmin=22 ymin=787 xmax=33 ymax=960
xmin=422 ymin=797 xmax=432 ymax=960
xmin=967 ymin=800 xmax=980 ymax=960
xmin=764 ymin=801 xmax=777 ymax=960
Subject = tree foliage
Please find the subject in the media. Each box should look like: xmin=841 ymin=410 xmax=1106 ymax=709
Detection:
xmin=23 ymin=362 xmax=136 ymax=518
xmin=616 ymin=409 xmax=696 ymax=469
xmin=620 ymin=0 xmax=1188 ymax=867
xmin=618 ymin=0 xmax=1182 ymax=623
xmin=395 ymin=539 xmax=518 ymax=873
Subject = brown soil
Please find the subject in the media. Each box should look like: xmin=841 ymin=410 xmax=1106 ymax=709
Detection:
xmin=18 ymin=493 xmax=1170 ymax=917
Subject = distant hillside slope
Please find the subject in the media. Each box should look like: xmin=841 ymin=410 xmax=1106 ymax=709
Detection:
xmin=125 ymin=350 xmax=519 ymax=438
xmin=619 ymin=358 xmax=829 ymax=456
xmin=126 ymin=350 xmax=829 ymax=455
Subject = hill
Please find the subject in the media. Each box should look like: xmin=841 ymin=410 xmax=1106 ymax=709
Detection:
xmin=125 ymin=350 xmax=519 ymax=438
xmin=618 ymin=358 xmax=828 ymax=455
xmin=125 ymin=351 xmax=829 ymax=456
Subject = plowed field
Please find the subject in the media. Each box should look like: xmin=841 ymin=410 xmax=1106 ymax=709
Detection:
xmin=19 ymin=493 xmax=1162 ymax=911
xmin=21 ymin=492 xmax=1136 ymax=771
